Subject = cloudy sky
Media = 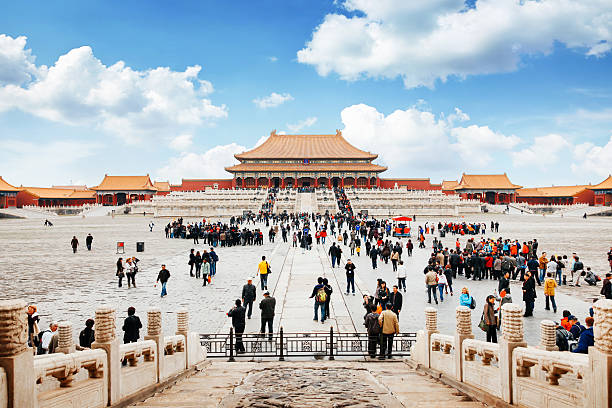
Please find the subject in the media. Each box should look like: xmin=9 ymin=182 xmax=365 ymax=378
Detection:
xmin=1 ymin=0 xmax=611 ymax=187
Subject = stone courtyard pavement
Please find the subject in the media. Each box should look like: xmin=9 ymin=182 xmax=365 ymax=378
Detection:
xmin=2 ymin=213 xmax=610 ymax=345
xmin=131 ymin=360 xmax=486 ymax=408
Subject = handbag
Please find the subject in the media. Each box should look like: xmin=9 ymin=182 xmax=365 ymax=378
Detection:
xmin=266 ymin=262 xmax=272 ymax=274
xmin=478 ymin=313 xmax=488 ymax=332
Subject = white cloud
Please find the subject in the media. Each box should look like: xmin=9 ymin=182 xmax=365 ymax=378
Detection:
xmin=268 ymin=56 xmax=278 ymax=62
xmin=253 ymin=92 xmax=293 ymax=109
xmin=511 ymin=134 xmax=571 ymax=168
xmin=572 ymin=135 xmax=612 ymax=178
xmin=0 ymin=35 xmax=227 ymax=143
xmin=341 ymin=103 xmax=522 ymax=175
xmin=286 ymin=117 xmax=317 ymax=133
xmin=298 ymin=0 xmax=612 ymax=88
xmin=156 ymin=143 xmax=245 ymax=183
xmin=169 ymin=134 xmax=193 ymax=151
xmin=0 ymin=34 xmax=40 ymax=86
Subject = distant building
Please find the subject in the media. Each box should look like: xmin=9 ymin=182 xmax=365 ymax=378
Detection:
xmin=588 ymin=175 xmax=612 ymax=206
xmin=16 ymin=187 xmax=96 ymax=207
xmin=225 ymin=130 xmax=387 ymax=188
xmin=91 ymin=175 xmax=157 ymax=205
xmin=153 ymin=181 xmax=171 ymax=196
xmin=0 ymin=176 xmax=19 ymax=208
xmin=516 ymin=185 xmax=594 ymax=205
xmin=453 ymin=173 xmax=522 ymax=204
xmin=441 ymin=180 xmax=459 ymax=195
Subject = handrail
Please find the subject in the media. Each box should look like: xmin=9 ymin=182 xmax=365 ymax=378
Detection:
xmin=514 ymin=346 xmax=588 ymax=385
xmin=34 ymin=349 xmax=106 ymax=387
xmin=119 ymin=340 xmax=156 ymax=366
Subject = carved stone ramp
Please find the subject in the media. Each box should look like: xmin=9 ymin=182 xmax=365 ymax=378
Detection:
xmin=131 ymin=361 xmax=486 ymax=407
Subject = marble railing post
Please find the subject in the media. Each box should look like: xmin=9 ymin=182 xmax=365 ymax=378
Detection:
xmin=499 ymin=303 xmax=526 ymax=404
xmin=0 ymin=300 xmax=35 ymax=408
xmin=144 ymin=308 xmax=164 ymax=381
xmin=538 ymin=320 xmax=558 ymax=351
xmin=176 ymin=310 xmax=189 ymax=369
xmin=57 ymin=321 xmax=75 ymax=354
xmin=424 ymin=307 xmax=438 ymax=368
xmin=454 ymin=306 xmax=474 ymax=381
xmin=91 ymin=306 xmax=120 ymax=405
xmin=589 ymin=299 xmax=612 ymax=408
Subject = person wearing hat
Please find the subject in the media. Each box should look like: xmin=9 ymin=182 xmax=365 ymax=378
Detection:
xmin=242 ymin=278 xmax=257 ymax=319
xmin=259 ymin=291 xmax=276 ymax=340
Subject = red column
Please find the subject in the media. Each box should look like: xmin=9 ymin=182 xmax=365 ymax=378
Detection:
xmin=254 ymin=179 xmax=258 ymax=189
xmin=328 ymin=179 xmax=331 ymax=189
xmin=112 ymin=194 xmax=117 ymax=205
xmin=341 ymin=178 xmax=345 ymax=188
xmin=314 ymin=178 xmax=318 ymax=188
xmin=367 ymin=178 xmax=371 ymax=189
xmin=281 ymin=178 xmax=285 ymax=189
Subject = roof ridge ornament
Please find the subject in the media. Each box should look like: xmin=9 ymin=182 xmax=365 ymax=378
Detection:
xmin=336 ymin=129 xmax=342 ymax=137
xmin=270 ymin=129 xmax=277 ymax=137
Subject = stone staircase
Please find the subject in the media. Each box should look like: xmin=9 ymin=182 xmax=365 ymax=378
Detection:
xmin=131 ymin=361 xmax=486 ymax=407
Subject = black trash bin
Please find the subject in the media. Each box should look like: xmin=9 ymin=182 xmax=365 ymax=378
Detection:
xmin=136 ymin=242 xmax=145 ymax=252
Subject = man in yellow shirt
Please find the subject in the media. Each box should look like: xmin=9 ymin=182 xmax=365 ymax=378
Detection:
xmin=258 ymin=256 xmax=270 ymax=290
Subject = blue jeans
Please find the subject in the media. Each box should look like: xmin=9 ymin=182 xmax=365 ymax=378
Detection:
xmin=331 ymin=256 xmax=337 ymax=268
xmin=539 ymin=268 xmax=546 ymax=283
xmin=545 ymin=295 xmax=557 ymax=311
xmin=160 ymin=282 xmax=167 ymax=297
xmin=556 ymin=269 xmax=562 ymax=285
xmin=438 ymin=284 xmax=445 ymax=301
xmin=314 ymin=302 xmax=326 ymax=322
xmin=260 ymin=274 xmax=268 ymax=290
xmin=346 ymin=276 xmax=355 ymax=293
xmin=210 ymin=262 xmax=216 ymax=276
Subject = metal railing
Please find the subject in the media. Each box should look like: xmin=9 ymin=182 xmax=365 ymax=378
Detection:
xmin=199 ymin=327 xmax=417 ymax=361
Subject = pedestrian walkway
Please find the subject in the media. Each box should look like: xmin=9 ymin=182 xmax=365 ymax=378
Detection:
xmin=131 ymin=360 xmax=486 ymax=407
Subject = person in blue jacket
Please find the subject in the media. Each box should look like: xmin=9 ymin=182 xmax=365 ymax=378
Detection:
xmin=572 ymin=316 xmax=594 ymax=354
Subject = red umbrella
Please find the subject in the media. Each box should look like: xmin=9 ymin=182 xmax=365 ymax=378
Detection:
xmin=393 ymin=216 xmax=412 ymax=222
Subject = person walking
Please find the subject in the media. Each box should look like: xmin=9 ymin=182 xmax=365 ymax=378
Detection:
xmin=242 ymin=278 xmax=257 ymax=319
xmin=259 ymin=291 xmax=276 ymax=340
xmin=391 ymin=250 xmax=400 ymax=272
xmin=389 ymin=285 xmax=403 ymax=320
xmin=522 ymin=271 xmax=537 ymax=317
xmin=328 ymin=243 xmax=339 ymax=268
xmin=194 ymin=251 xmax=202 ymax=279
xmin=85 ymin=234 xmax=93 ymax=251
xmin=364 ymin=304 xmax=381 ymax=358
xmin=425 ymin=268 xmax=439 ymax=304
xmin=544 ymin=272 xmax=558 ymax=313
xmin=156 ymin=264 xmax=171 ymax=297
xmin=483 ymin=295 xmax=498 ymax=343
xmin=188 ymin=249 xmax=196 ymax=277
xmin=396 ymin=260 xmax=407 ymax=292
xmin=310 ymin=277 xmax=327 ymax=323
xmin=209 ymin=248 xmax=219 ymax=276
xmin=201 ymin=258 xmax=210 ymax=286
xmin=370 ymin=246 xmax=379 ymax=269
xmin=345 ymin=259 xmax=356 ymax=295
xmin=116 ymin=257 xmax=125 ymax=288
xmin=437 ymin=270 xmax=447 ymax=302
xmin=258 ymin=256 xmax=270 ymax=290
xmin=125 ymin=257 xmax=136 ymax=288
xmin=71 ymin=236 xmax=79 ymax=253
xmin=601 ymin=273 xmax=612 ymax=299
xmin=378 ymin=303 xmax=400 ymax=359
xmin=228 ymin=299 xmax=246 ymax=354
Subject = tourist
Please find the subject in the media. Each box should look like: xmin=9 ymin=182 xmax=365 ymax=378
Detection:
xmin=572 ymin=256 xmax=584 ymax=287
xmin=376 ymin=281 xmax=390 ymax=309
xmin=391 ymin=249 xmax=400 ymax=271
xmin=209 ymin=248 xmax=219 ymax=276
xmin=71 ymin=236 xmax=79 ymax=253
xmin=527 ymin=255 xmax=540 ymax=285
xmin=389 ymin=285 xmax=403 ymax=320
xmin=425 ymin=268 xmax=438 ymax=304
xmin=364 ymin=304 xmax=381 ymax=358
xmin=328 ymin=243 xmax=340 ymax=268
xmin=194 ymin=251 xmax=202 ymax=278
xmin=116 ymin=257 xmax=125 ymax=288
xmin=202 ymin=258 xmax=210 ymax=286
xmin=259 ymin=291 xmax=276 ymax=340
xmin=572 ymin=317 xmax=594 ymax=354
xmin=227 ymin=299 xmax=246 ymax=354
xmin=522 ymin=271 xmax=537 ymax=317
xmin=601 ymin=273 xmax=612 ymax=299
xmin=125 ymin=257 xmax=137 ymax=288
xmin=378 ymin=303 xmax=400 ymax=359
xmin=310 ymin=277 xmax=326 ymax=323
xmin=345 ymin=259 xmax=356 ymax=295
xmin=156 ymin=264 xmax=171 ymax=297
xmin=258 ymin=256 xmax=270 ymax=290
xmin=323 ymin=277 xmax=333 ymax=320
xmin=483 ymin=295 xmax=498 ymax=343
xmin=555 ymin=322 xmax=573 ymax=351
xmin=27 ymin=305 xmax=40 ymax=349
xmin=79 ymin=319 xmax=95 ymax=349
xmin=584 ymin=267 xmax=598 ymax=286
xmin=569 ymin=316 xmax=584 ymax=340
xmin=498 ymin=271 xmax=511 ymax=295
xmin=560 ymin=310 xmax=572 ymax=331
xmin=242 ymin=278 xmax=257 ymax=319
xmin=85 ymin=233 xmax=93 ymax=251
xmin=459 ymin=287 xmax=475 ymax=309
xmin=370 ymin=245 xmax=379 ymax=269
xmin=189 ymin=249 xmax=196 ymax=277
xmin=396 ymin=260 xmax=407 ymax=292
xmin=544 ymin=272 xmax=558 ymax=313
xmin=122 ymin=307 xmax=142 ymax=344
xmin=437 ymin=270 xmax=447 ymax=302
xmin=363 ymin=292 xmax=375 ymax=319
xmin=443 ymin=264 xmax=454 ymax=296
xmin=38 ymin=322 xmax=59 ymax=354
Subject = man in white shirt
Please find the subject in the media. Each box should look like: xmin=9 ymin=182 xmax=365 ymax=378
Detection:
xmin=40 ymin=322 xmax=58 ymax=354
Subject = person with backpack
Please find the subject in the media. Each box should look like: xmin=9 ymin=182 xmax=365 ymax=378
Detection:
xmin=572 ymin=256 xmax=585 ymax=287
xmin=364 ymin=304 xmax=381 ymax=358
xmin=555 ymin=322 xmax=573 ymax=351
xmin=459 ymin=287 xmax=476 ymax=309
xmin=38 ymin=322 xmax=59 ymax=355
xmin=310 ymin=277 xmax=327 ymax=323
xmin=79 ymin=319 xmax=95 ymax=349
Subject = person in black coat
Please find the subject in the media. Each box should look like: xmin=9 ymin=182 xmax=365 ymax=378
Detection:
xmin=388 ymin=286 xmax=403 ymax=320
xmin=228 ymin=299 xmax=246 ymax=353
xmin=522 ymin=271 xmax=537 ymax=317
xmin=498 ymin=271 xmax=511 ymax=294
xmin=79 ymin=319 xmax=95 ymax=348
xmin=241 ymin=278 xmax=257 ymax=319
xmin=122 ymin=307 xmax=142 ymax=343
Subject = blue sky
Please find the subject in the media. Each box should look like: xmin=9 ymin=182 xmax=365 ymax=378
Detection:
xmin=1 ymin=0 xmax=611 ymax=187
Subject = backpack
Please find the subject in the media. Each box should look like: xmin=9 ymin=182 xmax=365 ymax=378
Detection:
xmin=470 ymin=296 xmax=476 ymax=310
xmin=501 ymin=258 xmax=512 ymax=271
xmin=316 ymin=288 xmax=327 ymax=303
xmin=366 ymin=313 xmax=381 ymax=335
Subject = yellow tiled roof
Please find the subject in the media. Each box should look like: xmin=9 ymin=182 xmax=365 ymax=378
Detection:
xmin=454 ymin=173 xmax=522 ymax=190
xmin=153 ymin=181 xmax=171 ymax=192
xmin=0 ymin=176 xmax=19 ymax=192
xmin=20 ymin=187 xmax=96 ymax=199
xmin=588 ymin=175 xmax=612 ymax=190
xmin=225 ymin=162 xmax=387 ymax=173
xmin=441 ymin=180 xmax=458 ymax=190
xmin=516 ymin=185 xmax=589 ymax=197
xmin=92 ymin=175 xmax=157 ymax=191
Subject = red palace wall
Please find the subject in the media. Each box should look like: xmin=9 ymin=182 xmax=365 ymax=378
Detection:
xmin=16 ymin=191 xmax=38 ymax=207
xmin=0 ymin=195 xmax=17 ymax=208
xmin=516 ymin=190 xmax=595 ymax=206
xmin=378 ymin=179 xmax=441 ymax=190
xmin=172 ymin=179 xmax=234 ymax=191
xmin=16 ymin=191 xmax=96 ymax=207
